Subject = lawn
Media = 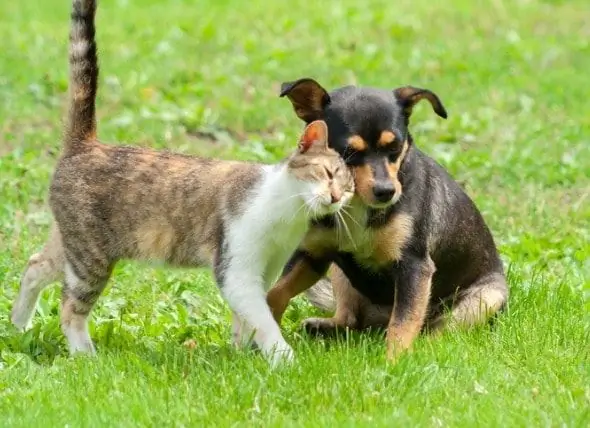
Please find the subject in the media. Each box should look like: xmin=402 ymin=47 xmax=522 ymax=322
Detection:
xmin=1 ymin=0 xmax=589 ymax=426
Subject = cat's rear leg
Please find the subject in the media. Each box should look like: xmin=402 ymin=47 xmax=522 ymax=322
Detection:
xmin=60 ymin=260 xmax=112 ymax=355
xmin=11 ymin=226 xmax=65 ymax=331
xmin=428 ymin=272 xmax=508 ymax=333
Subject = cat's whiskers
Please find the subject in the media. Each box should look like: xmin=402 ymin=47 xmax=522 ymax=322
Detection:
xmin=308 ymin=196 xmax=320 ymax=218
xmin=282 ymin=192 xmax=308 ymax=202
xmin=343 ymin=151 xmax=356 ymax=164
xmin=334 ymin=210 xmax=342 ymax=243
xmin=340 ymin=206 xmax=361 ymax=229
xmin=288 ymin=193 xmax=319 ymax=224
xmin=288 ymin=198 xmax=310 ymax=223
xmin=336 ymin=210 xmax=356 ymax=249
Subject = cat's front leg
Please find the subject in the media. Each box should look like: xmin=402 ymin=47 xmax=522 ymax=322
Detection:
xmin=219 ymin=266 xmax=294 ymax=366
xmin=230 ymin=311 xmax=257 ymax=350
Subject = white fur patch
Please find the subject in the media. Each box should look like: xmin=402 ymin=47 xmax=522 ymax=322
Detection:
xmin=218 ymin=165 xmax=323 ymax=364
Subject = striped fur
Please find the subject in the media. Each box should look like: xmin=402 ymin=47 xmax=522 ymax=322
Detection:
xmin=65 ymin=0 xmax=98 ymax=152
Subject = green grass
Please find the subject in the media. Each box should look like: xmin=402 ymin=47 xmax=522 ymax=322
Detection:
xmin=1 ymin=0 xmax=589 ymax=426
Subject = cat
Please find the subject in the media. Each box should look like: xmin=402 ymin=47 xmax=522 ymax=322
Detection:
xmin=10 ymin=0 xmax=354 ymax=365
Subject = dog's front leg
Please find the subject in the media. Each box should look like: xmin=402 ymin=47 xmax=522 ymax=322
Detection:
xmin=267 ymin=251 xmax=329 ymax=324
xmin=386 ymin=254 xmax=436 ymax=361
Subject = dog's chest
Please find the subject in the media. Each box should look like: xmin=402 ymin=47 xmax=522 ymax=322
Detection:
xmin=336 ymin=208 xmax=375 ymax=261
xmin=332 ymin=253 xmax=397 ymax=305
xmin=335 ymin=206 xmax=412 ymax=268
xmin=307 ymin=201 xmax=413 ymax=272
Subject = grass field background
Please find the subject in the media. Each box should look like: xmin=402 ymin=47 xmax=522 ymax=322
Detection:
xmin=1 ymin=0 xmax=589 ymax=426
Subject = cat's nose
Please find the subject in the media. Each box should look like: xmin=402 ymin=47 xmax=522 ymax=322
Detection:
xmin=330 ymin=191 xmax=341 ymax=204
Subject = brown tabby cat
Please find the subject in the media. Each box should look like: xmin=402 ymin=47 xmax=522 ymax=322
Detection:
xmin=10 ymin=0 xmax=354 ymax=365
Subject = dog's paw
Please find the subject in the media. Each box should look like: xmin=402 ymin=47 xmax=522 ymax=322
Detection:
xmin=301 ymin=317 xmax=342 ymax=336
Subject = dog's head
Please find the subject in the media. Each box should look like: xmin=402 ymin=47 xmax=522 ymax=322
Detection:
xmin=280 ymin=78 xmax=447 ymax=209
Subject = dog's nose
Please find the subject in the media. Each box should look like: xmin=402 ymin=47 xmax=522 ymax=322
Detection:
xmin=373 ymin=185 xmax=395 ymax=203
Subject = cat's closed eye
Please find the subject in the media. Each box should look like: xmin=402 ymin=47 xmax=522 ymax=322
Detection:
xmin=324 ymin=166 xmax=333 ymax=179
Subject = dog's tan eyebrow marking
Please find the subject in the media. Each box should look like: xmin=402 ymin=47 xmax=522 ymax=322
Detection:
xmin=348 ymin=135 xmax=367 ymax=151
xmin=378 ymin=131 xmax=396 ymax=148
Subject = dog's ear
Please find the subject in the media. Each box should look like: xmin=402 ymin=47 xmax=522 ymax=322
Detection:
xmin=393 ymin=86 xmax=448 ymax=119
xmin=298 ymin=120 xmax=329 ymax=153
xmin=280 ymin=78 xmax=331 ymax=123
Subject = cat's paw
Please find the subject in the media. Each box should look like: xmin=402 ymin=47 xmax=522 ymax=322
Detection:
xmin=231 ymin=328 xmax=258 ymax=350
xmin=10 ymin=298 xmax=37 ymax=332
xmin=10 ymin=312 xmax=34 ymax=332
xmin=67 ymin=337 xmax=97 ymax=356
xmin=266 ymin=343 xmax=295 ymax=368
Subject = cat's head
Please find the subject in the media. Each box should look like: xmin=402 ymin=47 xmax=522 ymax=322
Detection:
xmin=287 ymin=120 xmax=355 ymax=217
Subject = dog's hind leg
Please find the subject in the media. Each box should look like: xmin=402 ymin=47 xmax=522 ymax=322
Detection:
xmin=11 ymin=225 xmax=65 ymax=331
xmin=302 ymin=265 xmax=363 ymax=335
xmin=429 ymin=272 xmax=508 ymax=333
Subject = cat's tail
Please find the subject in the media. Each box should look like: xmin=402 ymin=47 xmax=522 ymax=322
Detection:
xmin=63 ymin=0 xmax=99 ymax=155
xmin=304 ymin=278 xmax=336 ymax=312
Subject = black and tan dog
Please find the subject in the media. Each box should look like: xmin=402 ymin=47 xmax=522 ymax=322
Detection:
xmin=266 ymin=78 xmax=508 ymax=361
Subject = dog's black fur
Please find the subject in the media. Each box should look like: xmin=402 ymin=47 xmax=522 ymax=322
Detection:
xmin=266 ymin=78 xmax=508 ymax=359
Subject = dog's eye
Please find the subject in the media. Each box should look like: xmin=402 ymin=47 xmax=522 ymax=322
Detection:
xmin=343 ymin=148 xmax=364 ymax=166
xmin=388 ymin=147 xmax=403 ymax=162
xmin=324 ymin=167 xmax=333 ymax=179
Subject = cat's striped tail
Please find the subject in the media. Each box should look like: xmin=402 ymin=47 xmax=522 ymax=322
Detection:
xmin=64 ymin=0 xmax=98 ymax=154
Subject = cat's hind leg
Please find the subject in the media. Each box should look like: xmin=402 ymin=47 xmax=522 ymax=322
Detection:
xmin=11 ymin=226 xmax=65 ymax=331
xmin=60 ymin=258 xmax=113 ymax=355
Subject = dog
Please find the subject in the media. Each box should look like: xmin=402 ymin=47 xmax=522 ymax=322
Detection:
xmin=266 ymin=78 xmax=509 ymax=361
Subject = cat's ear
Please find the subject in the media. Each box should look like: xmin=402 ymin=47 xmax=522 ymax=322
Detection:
xmin=298 ymin=120 xmax=329 ymax=153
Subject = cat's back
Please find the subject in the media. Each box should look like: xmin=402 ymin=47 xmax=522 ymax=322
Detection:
xmin=50 ymin=142 xmax=263 ymax=208
xmin=49 ymin=141 xmax=265 ymax=265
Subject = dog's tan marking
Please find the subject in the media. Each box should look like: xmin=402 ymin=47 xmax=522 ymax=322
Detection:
xmin=302 ymin=265 xmax=363 ymax=334
xmin=329 ymin=265 xmax=363 ymax=327
xmin=377 ymin=131 xmax=396 ymax=148
xmin=386 ymin=257 xmax=435 ymax=361
xmin=348 ymin=135 xmax=367 ymax=152
xmin=372 ymin=213 xmax=414 ymax=264
xmin=267 ymin=259 xmax=324 ymax=323
xmin=386 ymin=141 xmax=409 ymax=197
xmin=352 ymin=164 xmax=375 ymax=205
xmin=429 ymin=273 xmax=508 ymax=333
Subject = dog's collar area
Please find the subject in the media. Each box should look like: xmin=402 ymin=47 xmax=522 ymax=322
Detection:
xmin=366 ymin=205 xmax=399 ymax=228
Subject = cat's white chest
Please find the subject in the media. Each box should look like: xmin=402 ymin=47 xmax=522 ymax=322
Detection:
xmin=229 ymin=166 xmax=310 ymax=288
xmin=262 ymin=218 xmax=308 ymax=286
